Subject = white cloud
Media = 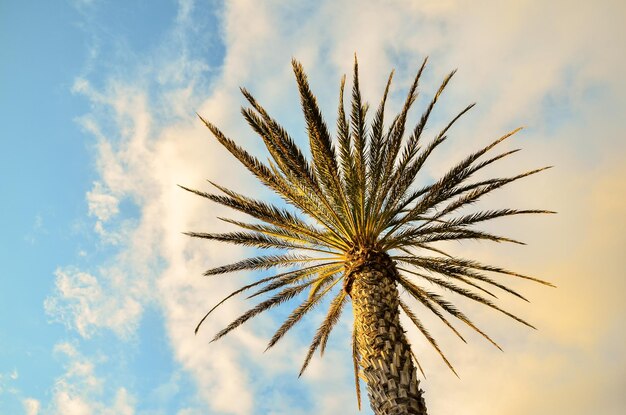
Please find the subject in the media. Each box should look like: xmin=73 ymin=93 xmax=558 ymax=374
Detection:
xmin=45 ymin=267 xmax=142 ymax=339
xmin=101 ymin=388 xmax=135 ymax=415
xmin=46 ymin=78 xmax=166 ymax=339
xmin=52 ymin=392 xmax=92 ymax=415
xmin=23 ymin=398 xmax=40 ymax=415
xmin=45 ymin=342 xmax=137 ymax=415
xmin=86 ymin=182 xmax=119 ymax=222
xmin=53 ymin=0 xmax=626 ymax=414
xmin=54 ymin=341 xmax=79 ymax=357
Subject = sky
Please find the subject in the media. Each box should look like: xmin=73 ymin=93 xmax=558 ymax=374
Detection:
xmin=1 ymin=0 xmax=625 ymax=414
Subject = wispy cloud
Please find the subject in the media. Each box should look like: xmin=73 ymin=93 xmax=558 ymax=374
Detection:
xmin=45 ymin=342 xmax=136 ymax=415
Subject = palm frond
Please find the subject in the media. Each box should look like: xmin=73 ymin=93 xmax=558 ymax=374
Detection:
xmin=239 ymin=87 xmax=317 ymax=191
xmin=185 ymin=231 xmax=321 ymax=252
xmin=179 ymin=183 xmax=349 ymax=251
xmin=367 ymin=69 xmax=394 ymax=198
xmin=398 ymin=275 xmax=467 ymax=342
xmin=397 ymin=274 xmax=501 ymax=350
xmin=396 ymin=127 xmax=525 ymax=228
xmin=426 ymin=256 xmax=555 ymax=286
xmin=203 ymin=253 xmax=317 ymax=276
xmin=398 ymin=266 xmax=535 ymax=329
xmin=382 ymin=70 xmax=460 ymax=208
xmin=240 ymin=90 xmax=354 ymax=236
xmin=336 ymin=74 xmax=356 ymax=212
xmin=266 ymin=277 xmax=341 ymax=350
xmin=194 ymin=266 xmax=328 ymax=334
xmin=352 ymin=322 xmax=362 ymax=410
xmin=299 ymin=290 xmax=348 ymax=376
xmin=383 ymin=225 xmax=525 ymax=250
xmin=211 ymin=279 xmax=318 ymax=342
xmin=402 ymin=243 xmax=454 ymax=258
xmin=385 ymin=102 xmax=475 ymax=211
xmin=196 ymin=114 xmax=277 ymax=186
xmin=434 ymin=209 xmax=555 ymax=228
xmin=247 ymin=263 xmax=343 ymax=300
xmin=398 ymin=256 xmax=530 ymax=301
xmin=291 ymin=60 xmax=346 ymax=217
xmin=399 ymin=299 xmax=458 ymax=377
xmin=217 ymin=217 xmax=338 ymax=254
xmin=381 ymin=59 xmax=427 ymax=181
xmin=349 ymin=56 xmax=369 ymax=235
xmin=196 ymin=113 xmax=350 ymax=244
xmin=434 ymin=167 xmax=553 ymax=220
xmin=372 ymin=58 xmax=428 ymax=218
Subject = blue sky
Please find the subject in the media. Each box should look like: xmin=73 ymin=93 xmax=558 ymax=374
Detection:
xmin=1 ymin=1 xmax=625 ymax=414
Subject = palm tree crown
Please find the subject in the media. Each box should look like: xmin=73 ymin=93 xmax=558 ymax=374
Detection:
xmin=182 ymin=56 xmax=553 ymax=411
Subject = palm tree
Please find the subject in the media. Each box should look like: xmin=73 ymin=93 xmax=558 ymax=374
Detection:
xmin=181 ymin=56 xmax=554 ymax=415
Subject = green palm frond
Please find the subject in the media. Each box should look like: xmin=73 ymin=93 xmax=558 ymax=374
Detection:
xmin=202 ymin=253 xmax=318 ymax=276
xmin=350 ymin=56 xmax=367 ymax=213
xmin=211 ymin=279 xmax=321 ymax=342
xmin=183 ymin=57 xmax=553 ymax=383
xmin=398 ymin=265 xmax=536 ymax=329
xmin=246 ymin=263 xmax=342 ymax=300
xmin=216 ymin=217 xmax=337 ymax=254
xmin=397 ymin=256 xmax=530 ymax=301
xmin=299 ymin=290 xmax=348 ymax=376
xmin=398 ymin=275 xmax=467 ymax=343
xmin=352 ymin=322 xmax=362 ymax=410
xmin=266 ymin=275 xmax=341 ymax=350
xmin=184 ymin=230 xmax=321 ymax=251
xmin=382 ymin=70 xmax=464 ymax=211
xmin=379 ymin=60 xmax=426 ymax=191
xmin=399 ymin=299 xmax=459 ymax=377
xmin=367 ymin=69 xmax=394 ymax=197
xmin=336 ymin=75 xmax=355 ymax=209
xmin=194 ymin=264 xmax=337 ymax=334
xmin=398 ymin=274 xmax=502 ymax=350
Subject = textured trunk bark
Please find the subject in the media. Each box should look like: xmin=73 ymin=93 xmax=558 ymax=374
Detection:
xmin=348 ymin=255 xmax=428 ymax=415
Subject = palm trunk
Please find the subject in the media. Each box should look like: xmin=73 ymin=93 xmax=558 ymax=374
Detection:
xmin=348 ymin=253 xmax=427 ymax=415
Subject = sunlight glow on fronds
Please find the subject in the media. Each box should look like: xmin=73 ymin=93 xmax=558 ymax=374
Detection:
xmin=183 ymin=57 xmax=553 ymax=385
